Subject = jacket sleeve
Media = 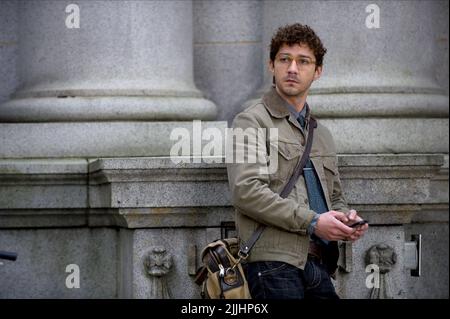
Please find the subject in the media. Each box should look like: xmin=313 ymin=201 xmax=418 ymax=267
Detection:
xmin=226 ymin=111 xmax=316 ymax=234
xmin=330 ymin=156 xmax=350 ymax=214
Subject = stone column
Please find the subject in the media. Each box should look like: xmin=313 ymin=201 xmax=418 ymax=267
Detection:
xmin=259 ymin=0 xmax=448 ymax=154
xmin=193 ymin=0 xmax=263 ymax=123
xmin=0 ymin=0 xmax=216 ymax=122
xmin=0 ymin=1 xmax=18 ymax=106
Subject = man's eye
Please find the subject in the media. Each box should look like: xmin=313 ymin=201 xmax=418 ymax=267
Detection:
xmin=299 ymin=59 xmax=310 ymax=64
xmin=280 ymin=57 xmax=290 ymax=63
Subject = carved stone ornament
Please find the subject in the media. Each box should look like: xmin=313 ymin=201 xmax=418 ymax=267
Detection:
xmin=365 ymin=244 xmax=397 ymax=299
xmin=144 ymin=246 xmax=173 ymax=298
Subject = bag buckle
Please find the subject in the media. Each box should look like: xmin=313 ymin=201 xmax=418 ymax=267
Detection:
xmin=218 ymin=264 xmax=225 ymax=277
xmin=238 ymin=249 xmax=249 ymax=260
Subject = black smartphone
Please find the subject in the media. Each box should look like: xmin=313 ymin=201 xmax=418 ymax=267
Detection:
xmin=349 ymin=220 xmax=368 ymax=228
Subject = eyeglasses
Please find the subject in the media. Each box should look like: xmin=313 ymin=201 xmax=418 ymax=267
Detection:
xmin=275 ymin=54 xmax=316 ymax=69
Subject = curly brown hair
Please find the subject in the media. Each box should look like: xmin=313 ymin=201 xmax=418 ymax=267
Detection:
xmin=270 ymin=23 xmax=327 ymax=67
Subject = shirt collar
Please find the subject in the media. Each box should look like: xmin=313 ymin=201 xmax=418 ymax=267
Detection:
xmin=285 ymin=101 xmax=308 ymax=120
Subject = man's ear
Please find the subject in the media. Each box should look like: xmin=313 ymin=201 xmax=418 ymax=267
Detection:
xmin=314 ymin=65 xmax=323 ymax=81
xmin=268 ymin=60 xmax=274 ymax=73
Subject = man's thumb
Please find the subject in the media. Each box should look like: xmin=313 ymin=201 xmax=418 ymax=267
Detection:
xmin=331 ymin=211 xmax=349 ymax=223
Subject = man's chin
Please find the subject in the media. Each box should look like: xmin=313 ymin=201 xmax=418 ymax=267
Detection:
xmin=280 ymin=87 xmax=300 ymax=97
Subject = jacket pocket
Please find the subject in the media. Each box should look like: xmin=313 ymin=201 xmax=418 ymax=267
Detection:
xmin=271 ymin=141 xmax=302 ymax=183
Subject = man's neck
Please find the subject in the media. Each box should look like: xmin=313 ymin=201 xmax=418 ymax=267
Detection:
xmin=275 ymin=86 xmax=308 ymax=112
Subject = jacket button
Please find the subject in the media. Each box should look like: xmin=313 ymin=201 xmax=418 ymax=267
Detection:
xmin=304 ymin=198 xmax=308 ymax=204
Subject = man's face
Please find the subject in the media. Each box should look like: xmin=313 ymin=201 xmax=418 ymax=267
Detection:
xmin=269 ymin=43 xmax=322 ymax=99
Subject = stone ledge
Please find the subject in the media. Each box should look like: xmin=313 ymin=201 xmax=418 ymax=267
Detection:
xmin=2 ymin=204 xmax=446 ymax=229
xmin=0 ymin=121 xmax=228 ymax=158
xmin=0 ymin=209 xmax=88 ymax=228
xmin=0 ymin=120 xmax=448 ymax=158
xmin=308 ymin=92 xmax=449 ymax=117
xmin=0 ymin=159 xmax=88 ymax=174
xmin=89 ymin=156 xmax=225 ymax=172
xmin=338 ymin=154 xmax=445 ymax=167
xmin=88 ymin=207 xmax=234 ymax=228
xmin=0 ymin=96 xmax=217 ymax=122
xmin=89 ymin=180 xmax=230 ymax=208
xmin=352 ymin=204 xmax=449 ymax=225
xmin=89 ymin=157 xmax=226 ymax=184
xmin=0 ymin=154 xmax=447 ymax=227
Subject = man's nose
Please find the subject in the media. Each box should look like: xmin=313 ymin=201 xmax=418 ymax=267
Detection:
xmin=287 ymin=60 xmax=299 ymax=73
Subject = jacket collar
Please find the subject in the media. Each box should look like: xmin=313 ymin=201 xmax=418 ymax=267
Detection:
xmin=262 ymin=87 xmax=291 ymax=119
xmin=262 ymin=86 xmax=311 ymax=130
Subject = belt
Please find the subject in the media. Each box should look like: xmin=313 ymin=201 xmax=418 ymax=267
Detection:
xmin=308 ymin=241 xmax=323 ymax=261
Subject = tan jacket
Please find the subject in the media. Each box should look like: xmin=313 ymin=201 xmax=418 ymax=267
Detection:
xmin=227 ymin=87 xmax=349 ymax=269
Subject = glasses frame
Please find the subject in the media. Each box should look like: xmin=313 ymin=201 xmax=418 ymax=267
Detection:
xmin=274 ymin=53 xmax=317 ymax=69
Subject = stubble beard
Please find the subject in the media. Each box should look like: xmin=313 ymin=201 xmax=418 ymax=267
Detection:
xmin=282 ymin=86 xmax=301 ymax=97
xmin=278 ymin=81 xmax=304 ymax=98
xmin=278 ymin=76 xmax=316 ymax=99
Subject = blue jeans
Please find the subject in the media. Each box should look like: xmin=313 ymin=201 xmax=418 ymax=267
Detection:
xmin=245 ymin=258 xmax=340 ymax=299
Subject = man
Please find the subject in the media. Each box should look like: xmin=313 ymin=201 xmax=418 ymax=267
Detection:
xmin=227 ymin=23 xmax=368 ymax=299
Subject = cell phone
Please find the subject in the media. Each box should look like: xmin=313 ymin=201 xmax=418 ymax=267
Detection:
xmin=349 ymin=220 xmax=368 ymax=228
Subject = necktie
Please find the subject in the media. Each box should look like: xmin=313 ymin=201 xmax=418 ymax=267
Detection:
xmin=297 ymin=114 xmax=306 ymax=129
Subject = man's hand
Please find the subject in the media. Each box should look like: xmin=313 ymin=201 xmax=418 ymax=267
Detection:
xmin=314 ymin=211 xmax=354 ymax=241
xmin=313 ymin=210 xmax=368 ymax=242
xmin=343 ymin=209 xmax=369 ymax=241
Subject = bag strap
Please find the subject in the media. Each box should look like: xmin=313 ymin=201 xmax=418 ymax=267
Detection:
xmin=238 ymin=117 xmax=318 ymax=258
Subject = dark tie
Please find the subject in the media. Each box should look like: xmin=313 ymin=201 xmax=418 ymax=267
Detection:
xmin=298 ymin=115 xmax=328 ymax=245
xmin=297 ymin=114 xmax=306 ymax=129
